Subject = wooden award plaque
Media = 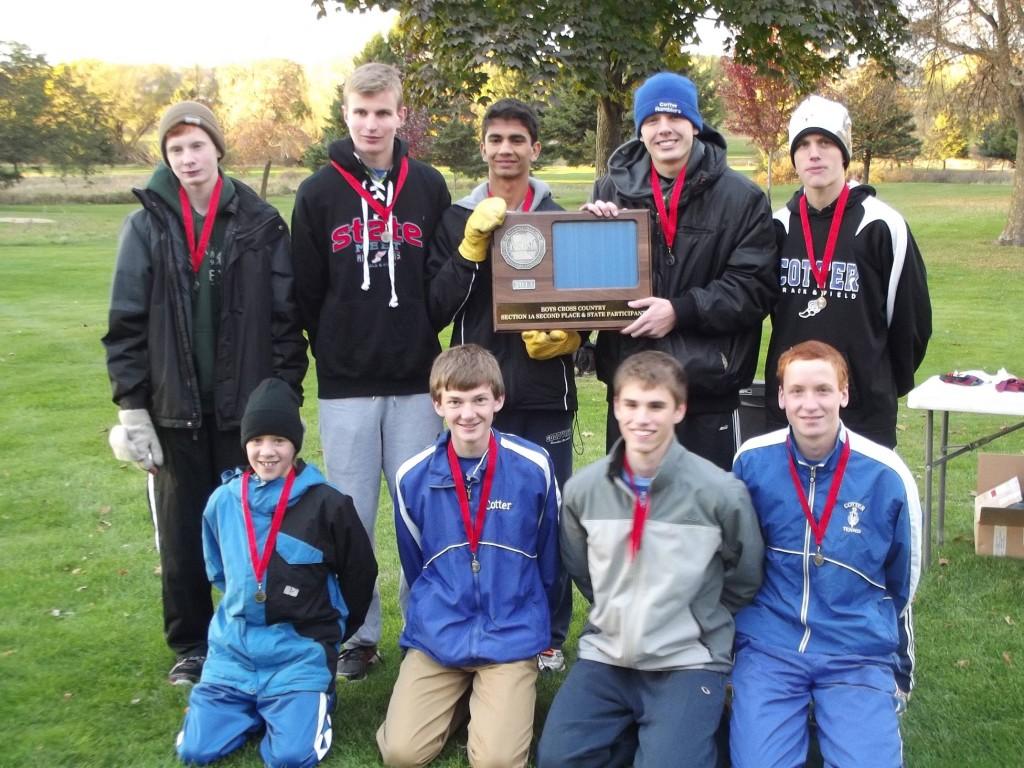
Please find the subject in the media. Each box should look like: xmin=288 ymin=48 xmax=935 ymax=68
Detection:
xmin=490 ymin=209 xmax=652 ymax=331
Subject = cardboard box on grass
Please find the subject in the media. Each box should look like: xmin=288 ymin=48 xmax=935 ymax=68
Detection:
xmin=974 ymin=454 xmax=1024 ymax=558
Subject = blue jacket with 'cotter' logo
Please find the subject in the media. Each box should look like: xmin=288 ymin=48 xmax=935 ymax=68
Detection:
xmin=394 ymin=428 xmax=560 ymax=668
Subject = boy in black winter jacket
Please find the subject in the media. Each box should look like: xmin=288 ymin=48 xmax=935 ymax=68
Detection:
xmin=291 ymin=63 xmax=451 ymax=681
xmin=583 ymin=72 xmax=778 ymax=471
xmin=103 ymin=101 xmax=308 ymax=686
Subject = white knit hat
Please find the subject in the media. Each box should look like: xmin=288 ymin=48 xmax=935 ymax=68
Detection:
xmin=788 ymin=95 xmax=852 ymax=167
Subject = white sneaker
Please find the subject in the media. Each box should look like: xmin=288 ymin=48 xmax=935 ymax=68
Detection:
xmin=537 ymin=647 xmax=565 ymax=673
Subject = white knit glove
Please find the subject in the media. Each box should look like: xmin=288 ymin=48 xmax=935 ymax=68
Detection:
xmin=109 ymin=409 xmax=164 ymax=472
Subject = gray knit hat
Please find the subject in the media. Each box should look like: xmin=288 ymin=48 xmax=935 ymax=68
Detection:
xmin=158 ymin=101 xmax=226 ymax=164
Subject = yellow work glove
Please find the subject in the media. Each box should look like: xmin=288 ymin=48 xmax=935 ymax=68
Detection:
xmin=521 ymin=330 xmax=583 ymax=361
xmin=458 ymin=197 xmax=507 ymax=263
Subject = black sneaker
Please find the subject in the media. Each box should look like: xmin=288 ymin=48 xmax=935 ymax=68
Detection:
xmin=168 ymin=655 xmax=205 ymax=686
xmin=336 ymin=645 xmax=381 ymax=681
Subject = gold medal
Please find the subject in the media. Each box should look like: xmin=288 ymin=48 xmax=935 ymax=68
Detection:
xmin=471 ymin=559 xmax=481 ymax=574
xmin=255 ymin=589 xmax=267 ymax=603
xmin=814 ymin=552 xmax=825 ymax=567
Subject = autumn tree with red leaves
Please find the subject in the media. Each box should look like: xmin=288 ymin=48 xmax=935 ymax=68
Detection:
xmin=719 ymin=58 xmax=798 ymax=202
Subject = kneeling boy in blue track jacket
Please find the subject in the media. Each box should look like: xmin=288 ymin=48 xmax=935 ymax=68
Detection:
xmin=176 ymin=378 xmax=377 ymax=767
xmin=377 ymin=344 xmax=560 ymax=768
xmin=730 ymin=340 xmax=922 ymax=768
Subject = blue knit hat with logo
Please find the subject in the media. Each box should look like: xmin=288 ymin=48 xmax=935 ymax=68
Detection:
xmin=633 ymin=73 xmax=703 ymax=137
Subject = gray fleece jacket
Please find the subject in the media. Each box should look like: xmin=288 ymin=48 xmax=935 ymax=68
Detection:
xmin=561 ymin=438 xmax=764 ymax=672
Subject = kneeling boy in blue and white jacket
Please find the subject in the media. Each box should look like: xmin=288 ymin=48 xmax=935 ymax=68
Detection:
xmin=730 ymin=340 xmax=921 ymax=768
xmin=177 ymin=378 xmax=377 ymax=767
xmin=376 ymin=344 xmax=560 ymax=768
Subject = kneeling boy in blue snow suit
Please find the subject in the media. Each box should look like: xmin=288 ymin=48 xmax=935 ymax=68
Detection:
xmin=177 ymin=378 xmax=377 ymax=767
xmin=376 ymin=344 xmax=560 ymax=768
xmin=730 ymin=340 xmax=922 ymax=768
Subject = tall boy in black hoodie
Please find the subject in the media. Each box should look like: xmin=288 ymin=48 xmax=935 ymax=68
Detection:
xmin=291 ymin=63 xmax=451 ymax=681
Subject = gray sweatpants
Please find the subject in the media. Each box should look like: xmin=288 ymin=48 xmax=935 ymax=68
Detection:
xmin=319 ymin=393 xmax=441 ymax=647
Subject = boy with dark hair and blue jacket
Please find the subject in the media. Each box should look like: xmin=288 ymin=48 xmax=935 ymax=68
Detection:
xmin=376 ymin=345 xmax=560 ymax=768
xmin=176 ymin=378 xmax=377 ymax=767
xmin=730 ymin=340 xmax=922 ymax=768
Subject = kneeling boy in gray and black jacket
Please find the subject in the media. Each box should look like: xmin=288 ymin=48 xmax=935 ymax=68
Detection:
xmin=537 ymin=351 xmax=764 ymax=768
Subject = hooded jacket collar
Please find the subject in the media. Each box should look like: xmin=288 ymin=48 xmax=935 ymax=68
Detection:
xmin=605 ymin=125 xmax=728 ymax=202
xmin=146 ymin=163 xmax=236 ymax=222
xmin=328 ymin=136 xmax=410 ymax=179
xmin=456 ymin=177 xmax=555 ymax=212
xmin=785 ymin=180 xmax=875 ymax=216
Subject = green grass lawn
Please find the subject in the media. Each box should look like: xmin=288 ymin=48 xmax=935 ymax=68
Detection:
xmin=1 ymin=176 xmax=1022 ymax=767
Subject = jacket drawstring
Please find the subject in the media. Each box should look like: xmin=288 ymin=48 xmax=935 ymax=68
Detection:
xmin=359 ymin=177 xmax=399 ymax=307
xmin=360 ymin=193 xmax=371 ymax=292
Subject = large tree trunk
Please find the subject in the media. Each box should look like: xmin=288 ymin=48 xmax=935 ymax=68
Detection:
xmin=997 ymin=98 xmax=1024 ymax=246
xmin=595 ymin=96 xmax=623 ymax=179
xmin=862 ymin=150 xmax=873 ymax=185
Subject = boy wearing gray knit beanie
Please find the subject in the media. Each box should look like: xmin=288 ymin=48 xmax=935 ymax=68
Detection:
xmin=102 ymin=101 xmax=308 ymax=686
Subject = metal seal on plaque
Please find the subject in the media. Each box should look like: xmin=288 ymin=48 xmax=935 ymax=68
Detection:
xmin=499 ymin=224 xmax=546 ymax=270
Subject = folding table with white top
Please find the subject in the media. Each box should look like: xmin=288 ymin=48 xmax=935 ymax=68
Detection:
xmin=906 ymin=371 xmax=1024 ymax=569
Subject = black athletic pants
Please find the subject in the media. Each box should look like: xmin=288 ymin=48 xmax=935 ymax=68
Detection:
xmin=150 ymin=424 xmax=244 ymax=657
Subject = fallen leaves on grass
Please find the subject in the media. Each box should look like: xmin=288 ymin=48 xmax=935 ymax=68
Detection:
xmin=938 ymin=557 xmax=950 ymax=566
xmin=63 ymin=692 xmax=73 ymax=700
xmin=956 ymin=659 xmax=970 ymax=669
xmin=2 ymin=649 xmax=16 ymax=657
xmin=1002 ymin=652 xmax=1013 ymax=667
xmin=582 ymin=431 xmax=594 ymax=438
xmin=1005 ymin=615 xmax=1015 ymax=626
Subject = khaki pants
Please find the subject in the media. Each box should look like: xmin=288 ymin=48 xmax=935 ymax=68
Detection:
xmin=377 ymin=649 xmax=538 ymax=768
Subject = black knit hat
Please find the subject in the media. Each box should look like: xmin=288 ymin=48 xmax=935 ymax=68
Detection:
xmin=241 ymin=378 xmax=303 ymax=453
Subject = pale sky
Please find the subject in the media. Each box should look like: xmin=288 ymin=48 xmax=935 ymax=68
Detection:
xmin=5 ymin=1 xmax=397 ymax=67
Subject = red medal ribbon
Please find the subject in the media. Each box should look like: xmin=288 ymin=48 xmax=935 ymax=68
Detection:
xmin=486 ymin=184 xmax=534 ymax=212
xmin=240 ymin=467 xmax=296 ymax=595
xmin=785 ymin=436 xmax=851 ymax=556
xmin=622 ymin=456 xmax=651 ymax=560
xmin=650 ymin=160 xmax=687 ymax=247
xmin=798 ymin=183 xmax=850 ymax=295
xmin=446 ymin=432 xmax=499 ymax=563
xmin=332 ymin=157 xmax=409 ymax=231
xmin=178 ymin=176 xmax=223 ymax=274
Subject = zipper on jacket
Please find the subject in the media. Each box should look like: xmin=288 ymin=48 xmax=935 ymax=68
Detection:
xmin=466 ymin=479 xmax=484 ymax=662
xmin=798 ymin=466 xmax=817 ymax=652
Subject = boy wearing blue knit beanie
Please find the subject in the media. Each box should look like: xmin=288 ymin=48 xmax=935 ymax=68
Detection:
xmin=583 ymin=71 xmax=778 ymax=473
